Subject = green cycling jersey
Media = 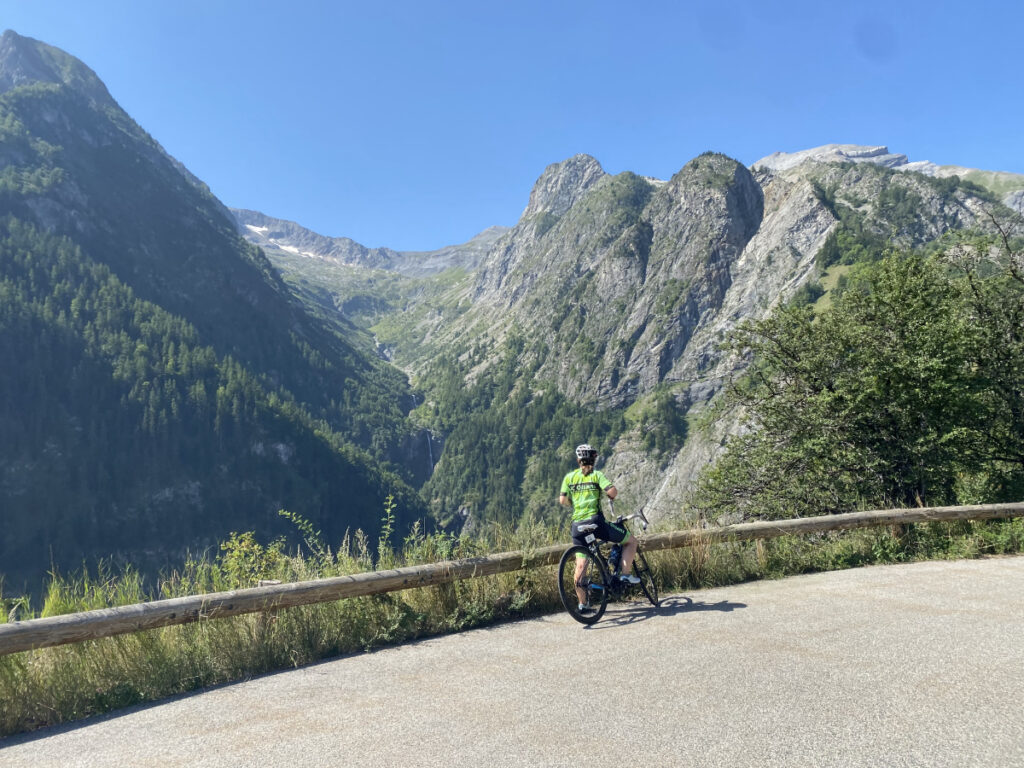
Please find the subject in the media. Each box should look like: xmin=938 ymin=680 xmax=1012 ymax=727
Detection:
xmin=560 ymin=468 xmax=613 ymax=522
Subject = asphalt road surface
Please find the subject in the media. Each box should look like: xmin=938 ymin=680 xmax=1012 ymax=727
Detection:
xmin=3 ymin=556 xmax=1023 ymax=767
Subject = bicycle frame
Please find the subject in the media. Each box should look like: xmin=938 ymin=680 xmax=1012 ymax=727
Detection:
xmin=576 ymin=504 xmax=649 ymax=594
xmin=558 ymin=501 xmax=658 ymax=624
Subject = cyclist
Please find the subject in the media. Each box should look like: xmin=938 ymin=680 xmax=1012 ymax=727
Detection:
xmin=559 ymin=443 xmax=639 ymax=614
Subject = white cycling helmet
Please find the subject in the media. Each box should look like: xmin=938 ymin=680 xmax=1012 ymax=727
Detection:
xmin=575 ymin=443 xmax=597 ymax=464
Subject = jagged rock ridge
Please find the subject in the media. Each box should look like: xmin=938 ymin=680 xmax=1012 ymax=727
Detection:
xmin=755 ymin=143 xmax=1024 ymax=211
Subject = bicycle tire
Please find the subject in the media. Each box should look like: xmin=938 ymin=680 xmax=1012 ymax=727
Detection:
xmin=557 ymin=545 xmax=609 ymax=625
xmin=632 ymin=551 xmax=659 ymax=607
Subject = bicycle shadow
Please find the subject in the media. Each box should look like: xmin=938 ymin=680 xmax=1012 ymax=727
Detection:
xmin=589 ymin=594 xmax=747 ymax=629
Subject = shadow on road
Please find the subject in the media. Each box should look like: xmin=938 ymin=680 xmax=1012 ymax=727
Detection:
xmin=588 ymin=594 xmax=747 ymax=629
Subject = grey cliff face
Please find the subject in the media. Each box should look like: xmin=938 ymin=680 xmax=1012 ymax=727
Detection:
xmin=474 ymin=153 xmax=765 ymax=408
xmin=607 ymin=158 xmax=1002 ymax=517
xmin=473 ymin=154 xmax=609 ymax=301
xmin=521 ymin=153 xmax=608 ymax=219
xmin=597 ymin=154 xmax=764 ymax=404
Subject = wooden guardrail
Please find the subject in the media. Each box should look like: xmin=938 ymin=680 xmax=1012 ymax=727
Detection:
xmin=1 ymin=501 xmax=1022 ymax=656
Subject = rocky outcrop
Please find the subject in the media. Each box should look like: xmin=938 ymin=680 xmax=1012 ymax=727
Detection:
xmin=470 ymin=153 xmax=765 ymax=407
xmin=756 ymin=143 xmax=1024 ymax=209
xmin=520 ymin=154 xmax=608 ymax=219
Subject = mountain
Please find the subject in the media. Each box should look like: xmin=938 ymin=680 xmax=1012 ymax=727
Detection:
xmin=233 ymin=208 xmax=509 ymax=277
xmin=3 ymin=28 xmax=1016 ymax=591
xmin=231 ymin=209 xmax=510 ymax=335
xmin=247 ymin=146 xmax=1014 ymax=529
xmin=754 ymin=143 xmax=1024 ymax=212
xmin=0 ymin=30 xmax=427 ymax=592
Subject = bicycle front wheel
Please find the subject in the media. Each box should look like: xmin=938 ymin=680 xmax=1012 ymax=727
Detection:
xmin=632 ymin=551 xmax=659 ymax=607
xmin=557 ymin=545 xmax=609 ymax=625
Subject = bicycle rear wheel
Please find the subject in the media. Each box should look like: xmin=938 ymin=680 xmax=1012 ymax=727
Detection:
xmin=632 ymin=551 xmax=659 ymax=607
xmin=557 ymin=545 xmax=609 ymax=625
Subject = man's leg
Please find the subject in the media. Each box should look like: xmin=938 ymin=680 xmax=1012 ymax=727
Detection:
xmin=620 ymin=536 xmax=638 ymax=574
xmin=574 ymin=554 xmax=588 ymax=605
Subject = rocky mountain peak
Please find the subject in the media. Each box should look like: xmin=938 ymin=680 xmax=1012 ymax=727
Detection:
xmin=0 ymin=30 xmax=116 ymax=108
xmin=753 ymin=144 xmax=910 ymax=172
xmin=655 ymin=153 xmax=764 ymax=246
xmin=521 ymin=153 xmax=607 ymax=219
xmin=752 ymin=143 xmax=1024 ymax=211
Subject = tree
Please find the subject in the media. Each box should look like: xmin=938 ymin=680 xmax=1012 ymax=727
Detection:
xmin=939 ymin=222 xmax=1024 ymax=500
xmin=689 ymin=246 xmax=1024 ymax=521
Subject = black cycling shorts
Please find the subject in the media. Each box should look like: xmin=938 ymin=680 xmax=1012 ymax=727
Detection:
xmin=570 ymin=515 xmax=629 ymax=548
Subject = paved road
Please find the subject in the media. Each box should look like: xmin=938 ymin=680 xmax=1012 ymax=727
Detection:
xmin=3 ymin=556 xmax=1023 ymax=767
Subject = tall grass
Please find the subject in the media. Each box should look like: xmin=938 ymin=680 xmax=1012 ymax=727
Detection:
xmin=1 ymin=510 xmax=1022 ymax=738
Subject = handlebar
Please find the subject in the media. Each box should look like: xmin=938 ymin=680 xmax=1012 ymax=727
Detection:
xmin=608 ymin=499 xmax=649 ymax=531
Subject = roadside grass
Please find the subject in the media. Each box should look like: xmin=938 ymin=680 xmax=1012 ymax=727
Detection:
xmin=1 ymin=514 xmax=1022 ymax=739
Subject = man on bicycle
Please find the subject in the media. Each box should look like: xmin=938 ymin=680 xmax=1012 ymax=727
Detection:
xmin=559 ymin=444 xmax=639 ymax=613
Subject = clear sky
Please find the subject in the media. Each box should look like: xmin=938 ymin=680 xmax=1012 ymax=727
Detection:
xmin=2 ymin=1 xmax=1021 ymax=251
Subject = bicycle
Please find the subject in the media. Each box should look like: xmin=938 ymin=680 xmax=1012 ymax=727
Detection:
xmin=557 ymin=501 xmax=659 ymax=625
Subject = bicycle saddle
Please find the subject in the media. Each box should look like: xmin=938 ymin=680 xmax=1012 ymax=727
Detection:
xmin=576 ymin=523 xmax=598 ymax=533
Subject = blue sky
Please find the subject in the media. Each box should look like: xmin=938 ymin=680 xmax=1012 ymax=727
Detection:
xmin=2 ymin=1 xmax=1021 ymax=250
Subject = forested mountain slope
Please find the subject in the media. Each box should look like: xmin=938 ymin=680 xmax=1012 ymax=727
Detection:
xmin=0 ymin=30 xmax=426 ymax=591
